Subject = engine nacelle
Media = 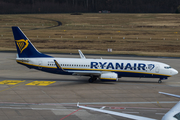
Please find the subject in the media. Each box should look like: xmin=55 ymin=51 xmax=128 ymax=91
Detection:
xmin=100 ymin=72 xmax=118 ymax=82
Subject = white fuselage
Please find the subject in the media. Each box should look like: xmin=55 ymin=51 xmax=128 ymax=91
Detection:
xmin=162 ymin=101 xmax=180 ymax=120
xmin=16 ymin=57 xmax=178 ymax=79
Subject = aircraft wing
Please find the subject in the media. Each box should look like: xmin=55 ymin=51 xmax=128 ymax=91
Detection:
xmin=54 ymin=59 xmax=101 ymax=76
xmin=159 ymin=92 xmax=180 ymax=98
xmin=162 ymin=101 xmax=180 ymax=120
xmin=77 ymin=103 xmax=156 ymax=120
xmin=67 ymin=70 xmax=101 ymax=76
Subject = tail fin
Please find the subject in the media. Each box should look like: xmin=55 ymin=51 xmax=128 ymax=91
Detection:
xmin=12 ymin=26 xmax=52 ymax=58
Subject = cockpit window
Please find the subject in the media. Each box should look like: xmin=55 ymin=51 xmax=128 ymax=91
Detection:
xmin=174 ymin=112 xmax=180 ymax=120
xmin=164 ymin=66 xmax=171 ymax=69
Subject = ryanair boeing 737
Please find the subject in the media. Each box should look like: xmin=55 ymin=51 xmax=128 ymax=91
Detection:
xmin=12 ymin=27 xmax=178 ymax=83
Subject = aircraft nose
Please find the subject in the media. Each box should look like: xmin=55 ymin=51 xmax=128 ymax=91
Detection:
xmin=171 ymin=69 xmax=178 ymax=75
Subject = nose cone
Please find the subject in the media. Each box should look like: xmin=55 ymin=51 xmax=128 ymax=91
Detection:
xmin=171 ymin=69 xmax=178 ymax=75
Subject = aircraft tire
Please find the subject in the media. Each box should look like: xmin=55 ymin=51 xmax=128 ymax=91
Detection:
xmin=88 ymin=78 xmax=94 ymax=83
xmin=158 ymin=80 xmax=162 ymax=83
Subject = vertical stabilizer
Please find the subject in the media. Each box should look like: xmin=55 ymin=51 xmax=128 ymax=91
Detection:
xmin=12 ymin=26 xmax=52 ymax=58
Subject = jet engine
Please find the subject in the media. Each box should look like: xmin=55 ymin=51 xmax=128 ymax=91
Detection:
xmin=100 ymin=72 xmax=118 ymax=81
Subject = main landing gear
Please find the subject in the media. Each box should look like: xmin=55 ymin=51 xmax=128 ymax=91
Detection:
xmin=88 ymin=76 xmax=98 ymax=83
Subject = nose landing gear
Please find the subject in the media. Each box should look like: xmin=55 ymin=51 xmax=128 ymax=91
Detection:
xmin=158 ymin=79 xmax=162 ymax=83
xmin=158 ymin=77 xmax=168 ymax=83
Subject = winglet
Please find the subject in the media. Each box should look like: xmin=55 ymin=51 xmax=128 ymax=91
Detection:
xmin=100 ymin=106 xmax=106 ymax=110
xmin=77 ymin=102 xmax=79 ymax=107
xmin=78 ymin=50 xmax=86 ymax=59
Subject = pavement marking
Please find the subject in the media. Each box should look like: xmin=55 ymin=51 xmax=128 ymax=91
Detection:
xmin=0 ymin=101 xmax=177 ymax=107
xmin=156 ymin=113 xmax=165 ymax=115
xmin=60 ymin=108 xmax=82 ymax=120
xmin=0 ymin=80 xmax=25 ymax=85
xmin=51 ymin=101 xmax=178 ymax=105
xmin=0 ymin=81 xmax=27 ymax=93
xmin=26 ymin=81 xmax=56 ymax=86
xmin=122 ymin=112 xmax=139 ymax=114
xmin=157 ymin=101 xmax=162 ymax=108
xmin=110 ymin=107 xmax=126 ymax=110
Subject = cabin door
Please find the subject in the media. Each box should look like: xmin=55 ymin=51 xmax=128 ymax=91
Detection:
xmin=155 ymin=64 xmax=159 ymax=73
xmin=38 ymin=61 xmax=42 ymax=69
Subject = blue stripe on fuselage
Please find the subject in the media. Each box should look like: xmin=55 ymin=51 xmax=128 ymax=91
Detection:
xmin=17 ymin=61 xmax=71 ymax=75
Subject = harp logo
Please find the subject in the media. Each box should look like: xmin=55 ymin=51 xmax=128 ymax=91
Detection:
xmin=148 ymin=64 xmax=155 ymax=71
xmin=15 ymin=39 xmax=29 ymax=53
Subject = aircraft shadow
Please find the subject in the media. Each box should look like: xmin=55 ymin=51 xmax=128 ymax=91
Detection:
xmin=0 ymin=77 xmax=159 ymax=86
xmin=118 ymin=79 xmax=158 ymax=84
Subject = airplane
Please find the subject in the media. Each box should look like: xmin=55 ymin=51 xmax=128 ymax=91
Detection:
xmin=77 ymin=92 xmax=180 ymax=120
xmin=12 ymin=26 xmax=178 ymax=83
xmin=159 ymin=92 xmax=180 ymax=120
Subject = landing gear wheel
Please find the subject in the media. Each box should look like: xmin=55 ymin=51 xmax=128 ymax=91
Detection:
xmin=93 ymin=77 xmax=97 ymax=81
xmin=158 ymin=80 xmax=162 ymax=83
xmin=88 ymin=77 xmax=97 ymax=83
xmin=88 ymin=78 xmax=94 ymax=83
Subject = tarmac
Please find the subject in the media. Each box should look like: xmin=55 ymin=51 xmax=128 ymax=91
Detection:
xmin=0 ymin=52 xmax=180 ymax=120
